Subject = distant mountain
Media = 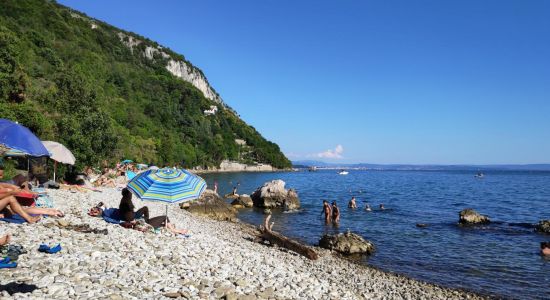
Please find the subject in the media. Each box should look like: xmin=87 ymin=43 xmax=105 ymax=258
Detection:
xmin=0 ymin=0 xmax=290 ymax=169
xmin=292 ymin=161 xmax=550 ymax=171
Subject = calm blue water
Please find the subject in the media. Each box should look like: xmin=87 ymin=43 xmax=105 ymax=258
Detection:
xmin=202 ymin=170 xmax=550 ymax=299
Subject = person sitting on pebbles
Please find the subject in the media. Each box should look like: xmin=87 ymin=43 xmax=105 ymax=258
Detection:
xmin=118 ymin=188 xmax=188 ymax=235
xmin=0 ymin=185 xmax=42 ymax=223
xmin=0 ymin=166 xmax=31 ymax=192
xmin=1 ymin=185 xmax=64 ymax=220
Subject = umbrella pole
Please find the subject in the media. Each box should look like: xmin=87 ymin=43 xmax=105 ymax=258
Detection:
xmin=54 ymin=161 xmax=57 ymax=182
xmin=165 ymin=204 xmax=168 ymax=228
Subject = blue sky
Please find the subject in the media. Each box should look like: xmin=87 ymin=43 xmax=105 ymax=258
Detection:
xmin=59 ymin=0 xmax=550 ymax=164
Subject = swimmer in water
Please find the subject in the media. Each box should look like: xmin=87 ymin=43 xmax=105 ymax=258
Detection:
xmin=348 ymin=197 xmax=357 ymax=209
xmin=541 ymin=242 xmax=550 ymax=256
xmin=331 ymin=201 xmax=340 ymax=224
xmin=321 ymin=200 xmax=332 ymax=224
xmin=365 ymin=203 xmax=372 ymax=211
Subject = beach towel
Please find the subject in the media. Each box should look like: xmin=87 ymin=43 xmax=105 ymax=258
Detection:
xmin=0 ymin=214 xmax=26 ymax=224
xmin=102 ymin=208 xmax=122 ymax=224
xmin=35 ymin=195 xmax=54 ymax=208
xmin=14 ymin=192 xmax=36 ymax=207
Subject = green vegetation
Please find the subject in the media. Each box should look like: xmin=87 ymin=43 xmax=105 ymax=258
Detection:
xmin=0 ymin=0 xmax=291 ymax=169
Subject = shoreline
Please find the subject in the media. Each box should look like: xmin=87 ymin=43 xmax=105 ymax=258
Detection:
xmin=193 ymin=169 xmax=292 ymax=175
xmin=225 ymin=218 xmax=494 ymax=300
xmin=0 ymin=188 xmax=488 ymax=299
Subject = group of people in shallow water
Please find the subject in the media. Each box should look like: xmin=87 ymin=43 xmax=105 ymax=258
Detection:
xmin=321 ymin=197 xmax=387 ymax=224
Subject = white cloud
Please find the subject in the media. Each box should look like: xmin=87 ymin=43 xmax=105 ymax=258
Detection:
xmin=316 ymin=144 xmax=344 ymax=159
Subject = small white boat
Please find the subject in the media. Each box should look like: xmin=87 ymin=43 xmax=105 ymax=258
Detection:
xmin=474 ymin=172 xmax=484 ymax=178
xmin=338 ymin=170 xmax=349 ymax=175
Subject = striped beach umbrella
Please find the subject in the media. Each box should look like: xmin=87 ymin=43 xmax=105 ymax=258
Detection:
xmin=127 ymin=168 xmax=206 ymax=204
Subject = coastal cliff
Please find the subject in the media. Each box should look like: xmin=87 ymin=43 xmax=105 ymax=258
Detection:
xmin=117 ymin=32 xmax=223 ymax=105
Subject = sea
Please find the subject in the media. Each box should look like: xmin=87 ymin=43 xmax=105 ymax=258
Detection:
xmin=202 ymin=169 xmax=550 ymax=299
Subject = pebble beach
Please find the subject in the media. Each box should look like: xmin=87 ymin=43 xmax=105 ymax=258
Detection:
xmin=0 ymin=188 xmax=487 ymax=299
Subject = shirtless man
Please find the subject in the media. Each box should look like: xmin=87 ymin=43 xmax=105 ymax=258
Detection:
xmin=331 ymin=201 xmax=340 ymax=223
xmin=348 ymin=197 xmax=357 ymax=209
xmin=321 ymin=200 xmax=332 ymax=223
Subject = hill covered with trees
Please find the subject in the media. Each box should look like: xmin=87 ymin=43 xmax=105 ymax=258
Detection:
xmin=0 ymin=0 xmax=291 ymax=169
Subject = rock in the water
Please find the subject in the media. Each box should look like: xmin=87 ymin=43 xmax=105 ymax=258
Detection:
xmin=319 ymin=232 xmax=374 ymax=255
xmin=186 ymin=189 xmax=237 ymax=222
xmin=231 ymin=194 xmax=253 ymax=208
xmin=250 ymin=180 xmax=300 ymax=209
xmin=535 ymin=220 xmax=550 ymax=234
xmin=458 ymin=208 xmax=490 ymax=225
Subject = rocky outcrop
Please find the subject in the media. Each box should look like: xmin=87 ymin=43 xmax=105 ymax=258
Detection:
xmin=166 ymin=60 xmax=222 ymax=103
xmin=183 ymin=189 xmax=237 ymax=222
xmin=116 ymin=32 xmax=223 ymax=104
xmin=231 ymin=194 xmax=253 ymax=208
xmin=219 ymin=160 xmax=274 ymax=172
xmin=459 ymin=209 xmax=490 ymax=225
xmin=251 ymin=180 xmax=300 ymax=209
xmin=319 ymin=232 xmax=375 ymax=255
xmin=535 ymin=220 xmax=550 ymax=234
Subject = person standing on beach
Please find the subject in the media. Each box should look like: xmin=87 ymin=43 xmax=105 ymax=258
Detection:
xmin=332 ymin=201 xmax=340 ymax=223
xmin=321 ymin=200 xmax=332 ymax=223
xmin=348 ymin=197 xmax=357 ymax=209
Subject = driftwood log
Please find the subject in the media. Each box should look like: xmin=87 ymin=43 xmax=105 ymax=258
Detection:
xmin=258 ymin=214 xmax=319 ymax=260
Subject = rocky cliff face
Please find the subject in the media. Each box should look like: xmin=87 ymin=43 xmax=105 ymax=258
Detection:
xmin=117 ymin=32 xmax=223 ymax=104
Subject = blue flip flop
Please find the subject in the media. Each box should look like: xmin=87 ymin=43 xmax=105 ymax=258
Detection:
xmin=0 ymin=257 xmax=16 ymax=268
xmin=38 ymin=243 xmax=62 ymax=254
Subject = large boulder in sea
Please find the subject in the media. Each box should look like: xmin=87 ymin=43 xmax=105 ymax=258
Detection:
xmin=458 ymin=208 xmax=490 ymax=225
xmin=231 ymin=194 xmax=253 ymax=208
xmin=183 ymin=189 xmax=237 ymax=222
xmin=251 ymin=180 xmax=300 ymax=209
xmin=319 ymin=232 xmax=374 ymax=255
xmin=535 ymin=220 xmax=550 ymax=234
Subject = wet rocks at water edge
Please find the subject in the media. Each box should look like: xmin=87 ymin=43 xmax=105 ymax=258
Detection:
xmin=250 ymin=179 xmax=300 ymax=209
xmin=319 ymin=232 xmax=375 ymax=255
xmin=230 ymin=194 xmax=253 ymax=208
xmin=535 ymin=220 xmax=550 ymax=234
xmin=184 ymin=189 xmax=237 ymax=221
xmin=458 ymin=208 xmax=490 ymax=225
